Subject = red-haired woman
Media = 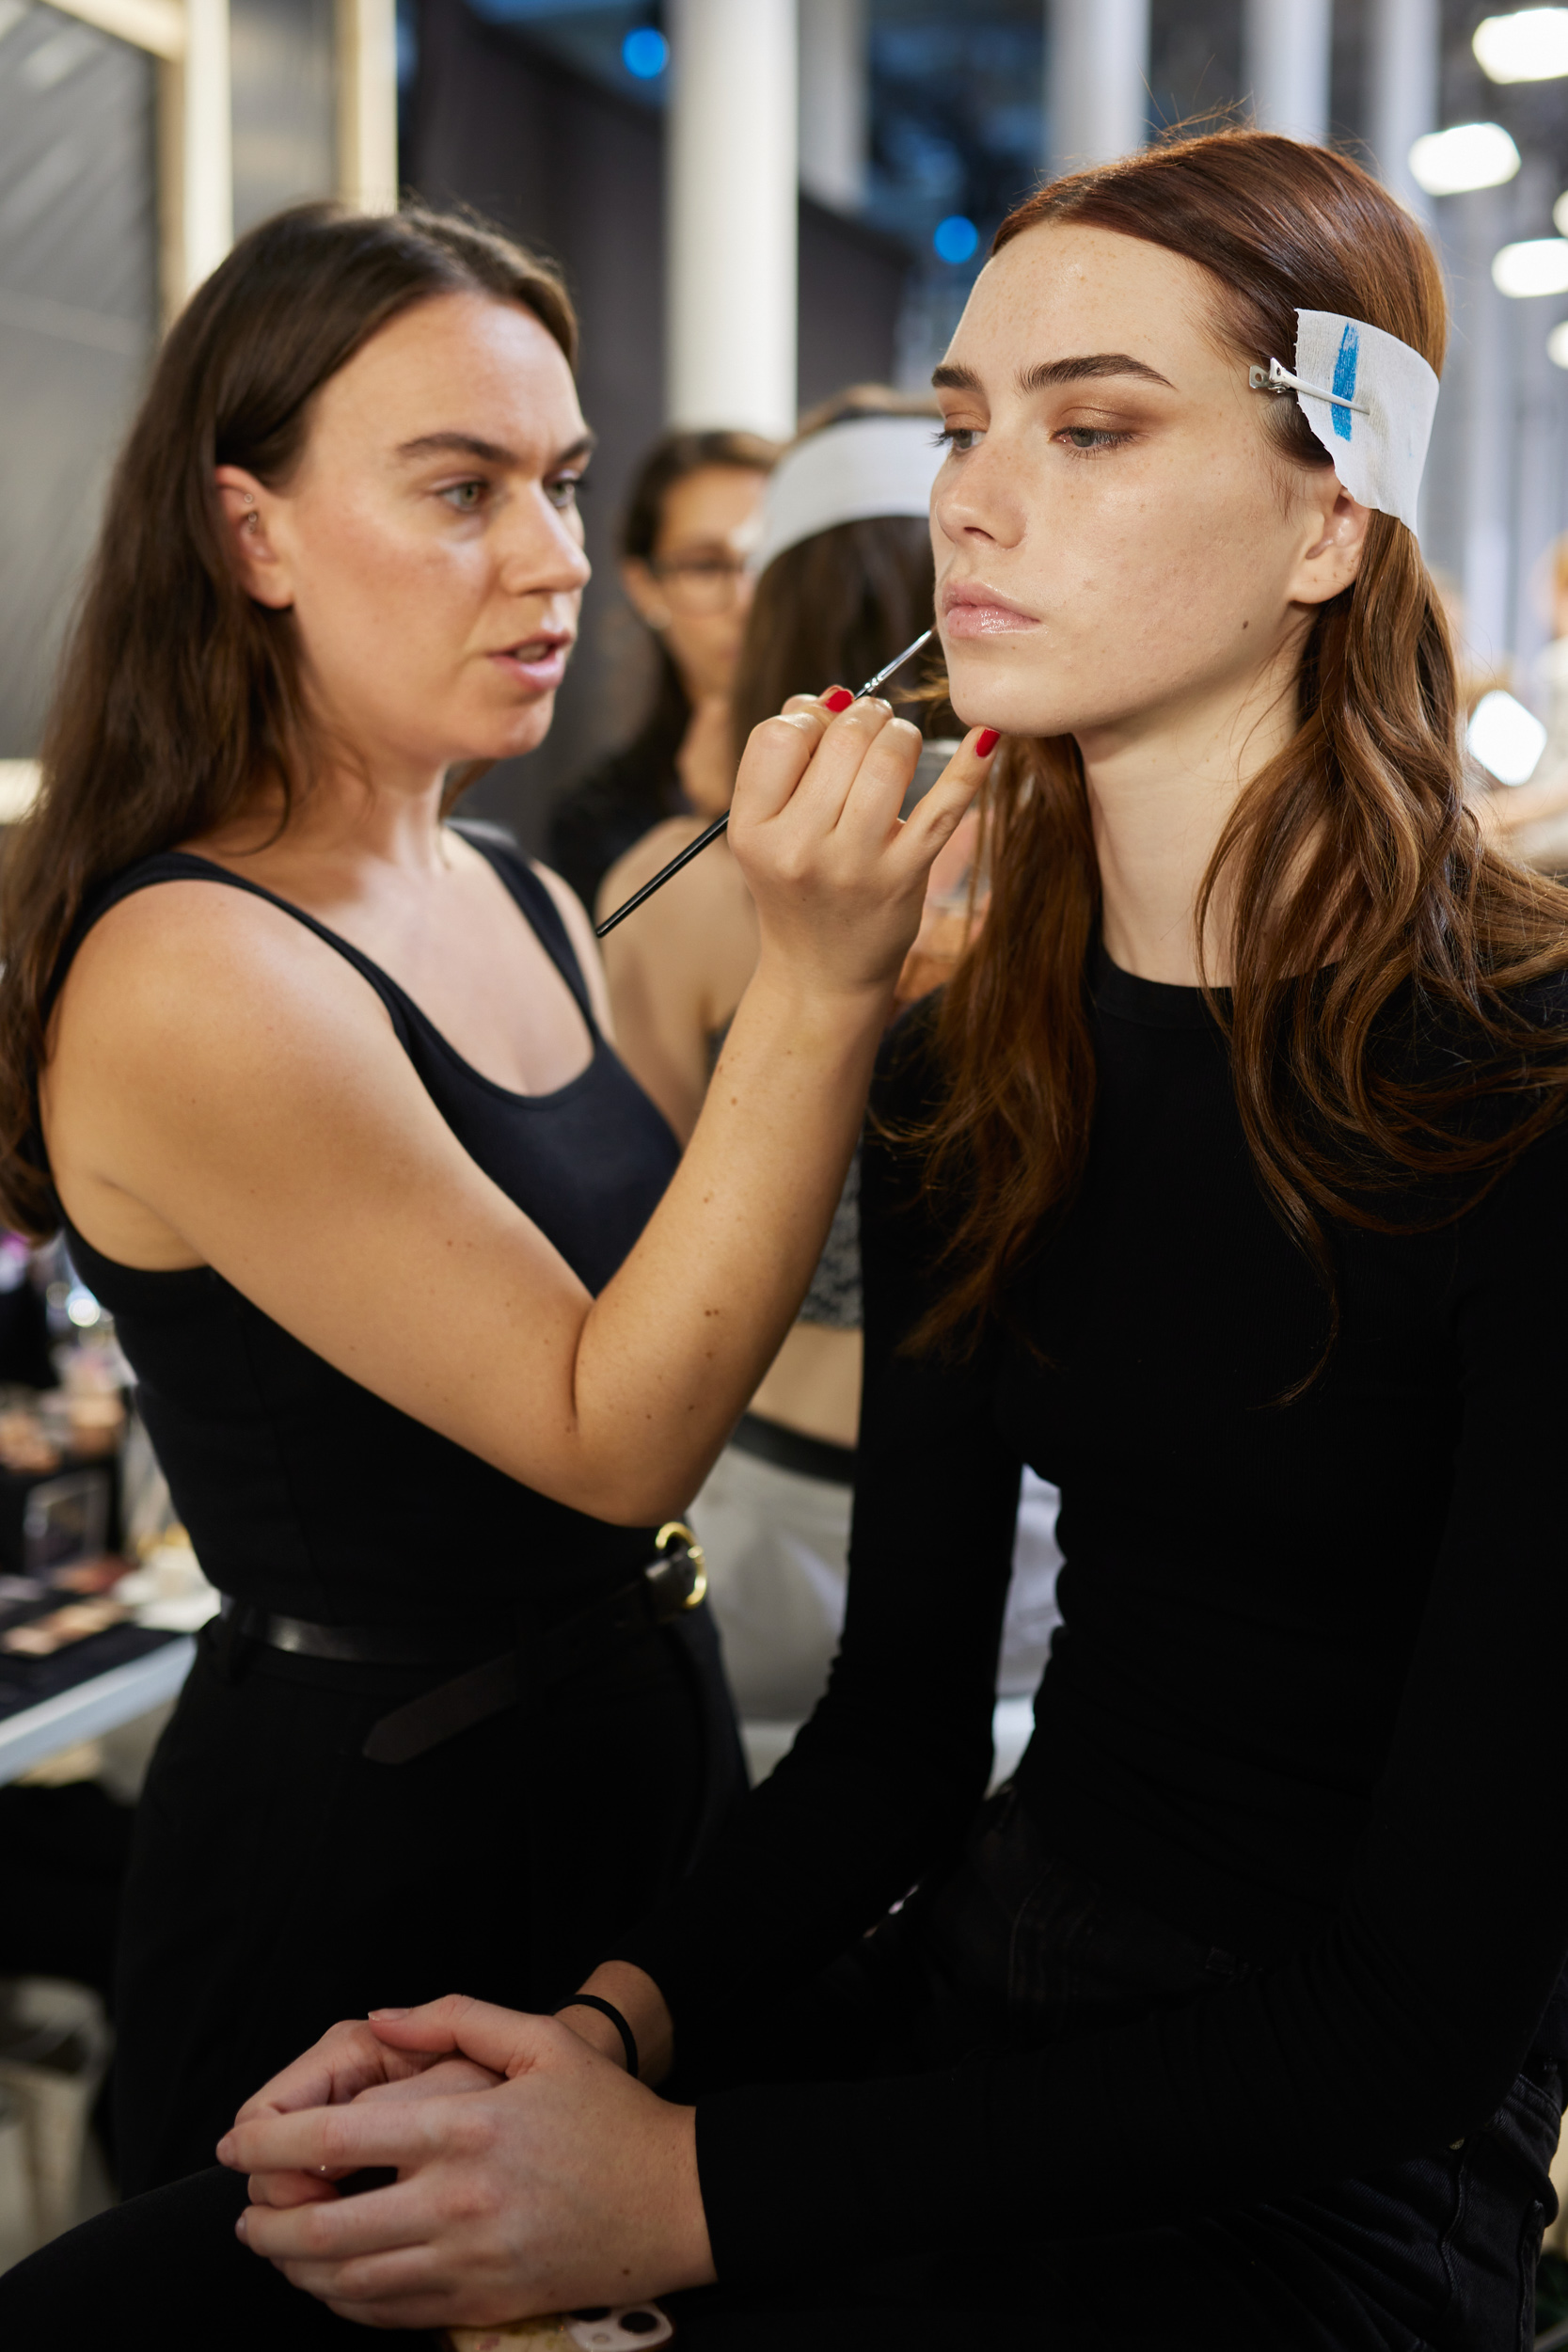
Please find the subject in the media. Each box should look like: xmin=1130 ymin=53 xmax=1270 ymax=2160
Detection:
xmin=14 ymin=133 xmax=1568 ymax=2352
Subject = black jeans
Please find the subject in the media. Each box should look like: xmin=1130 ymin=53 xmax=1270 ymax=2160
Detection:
xmin=669 ymin=1788 xmax=1566 ymax=2350
xmin=3 ymin=1789 xmax=1560 ymax=2349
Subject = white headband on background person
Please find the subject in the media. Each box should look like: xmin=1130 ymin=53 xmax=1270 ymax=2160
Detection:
xmin=752 ymin=412 xmax=943 ymax=574
xmin=1249 ymin=310 xmax=1439 ymax=532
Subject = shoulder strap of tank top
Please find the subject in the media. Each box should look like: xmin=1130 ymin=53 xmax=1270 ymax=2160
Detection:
xmin=449 ymin=823 xmax=597 ymax=1032
xmin=47 ymin=850 xmax=415 ymax=1031
xmin=51 ymin=839 xmax=598 ymax=1038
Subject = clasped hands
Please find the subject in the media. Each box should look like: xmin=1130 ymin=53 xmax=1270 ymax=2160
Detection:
xmin=215 ymin=1991 xmax=716 ymax=2330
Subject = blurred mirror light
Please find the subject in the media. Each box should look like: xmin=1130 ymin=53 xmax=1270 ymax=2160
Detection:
xmin=1409 ymin=122 xmax=1521 ymax=194
xmin=1551 ymin=189 xmax=1568 ymax=233
xmin=1474 ymin=7 xmax=1568 ymax=81
xmin=1492 ymin=237 xmax=1568 ymax=294
xmin=1468 ymin=690 xmax=1548 ymax=785
xmin=1547 ymin=320 xmax=1568 ymax=366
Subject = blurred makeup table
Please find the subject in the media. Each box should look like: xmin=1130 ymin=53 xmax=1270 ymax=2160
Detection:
xmin=0 ymin=1534 xmax=215 ymax=1788
xmin=0 ymin=1629 xmax=195 ymax=1787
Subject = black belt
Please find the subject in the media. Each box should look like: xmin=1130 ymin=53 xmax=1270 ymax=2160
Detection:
xmin=729 ymin=1409 xmax=856 ymax=1488
xmin=221 ymin=1524 xmax=706 ymax=1766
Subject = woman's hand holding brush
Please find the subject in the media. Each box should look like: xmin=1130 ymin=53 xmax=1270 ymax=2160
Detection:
xmin=727 ymin=684 xmax=999 ymax=1013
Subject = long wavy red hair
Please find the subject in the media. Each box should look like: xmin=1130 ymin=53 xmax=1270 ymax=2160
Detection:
xmin=913 ymin=130 xmax=1568 ymax=1350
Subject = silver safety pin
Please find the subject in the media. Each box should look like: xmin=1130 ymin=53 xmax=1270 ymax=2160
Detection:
xmin=594 ymin=628 xmax=937 ymax=938
xmin=1248 ymin=357 xmax=1369 ymax=414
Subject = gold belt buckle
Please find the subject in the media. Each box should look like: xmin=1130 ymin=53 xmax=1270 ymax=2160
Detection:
xmin=655 ymin=1520 xmax=707 ymax=1611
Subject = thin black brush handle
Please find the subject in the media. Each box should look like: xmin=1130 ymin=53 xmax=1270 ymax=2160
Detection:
xmin=593 ymin=626 xmax=935 ymax=940
xmin=594 ymin=810 xmax=729 ymax=938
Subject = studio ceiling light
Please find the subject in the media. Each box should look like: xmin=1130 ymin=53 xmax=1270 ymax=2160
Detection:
xmin=1473 ymin=7 xmax=1568 ymax=82
xmin=1408 ymin=122 xmax=1521 ymax=194
xmin=1492 ymin=237 xmax=1568 ymax=295
xmin=1547 ymin=321 xmax=1568 ymax=366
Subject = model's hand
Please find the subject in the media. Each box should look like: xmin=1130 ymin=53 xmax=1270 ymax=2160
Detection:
xmin=730 ymin=692 xmax=998 ymax=1008
xmin=218 ymin=1996 xmax=715 ymax=2329
xmin=224 ymin=2013 xmax=500 ymax=2212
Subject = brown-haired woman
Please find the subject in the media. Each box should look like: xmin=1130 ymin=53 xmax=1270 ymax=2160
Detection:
xmin=544 ymin=427 xmax=777 ymax=913
xmin=16 ymin=129 xmax=1568 ymax=2350
xmin=0 ymin=201 xmax=990 ymax=2200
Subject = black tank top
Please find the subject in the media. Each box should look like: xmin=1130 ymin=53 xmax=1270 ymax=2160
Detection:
xmin=49 ymin=834 xmax=682 ymax=1626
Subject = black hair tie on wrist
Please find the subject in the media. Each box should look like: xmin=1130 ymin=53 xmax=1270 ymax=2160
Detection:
xmin=555 ymin=1993 xmax=638 ymax=2079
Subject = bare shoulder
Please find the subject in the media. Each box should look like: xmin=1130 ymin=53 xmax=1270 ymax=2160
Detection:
xmin=49 ymin=875 xmax=398 ymax=1100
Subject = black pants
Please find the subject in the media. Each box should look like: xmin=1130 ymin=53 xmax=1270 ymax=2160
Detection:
xmin=6 ymin=1788 xmax=1560 ymax=2348
xmin=113 ymin=1603 xmax=741 ymax=2195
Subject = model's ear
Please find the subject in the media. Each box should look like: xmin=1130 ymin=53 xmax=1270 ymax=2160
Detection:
xmin=1290 ymin=477 xmax=1371 ymax=609
xmin=214 ymin=465 xmax=294 ymax=610
xmin=620 ymin=555 xmax=672 ymax=632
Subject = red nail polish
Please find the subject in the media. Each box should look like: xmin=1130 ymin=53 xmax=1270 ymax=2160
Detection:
xmin=822 ymin=687 xmax=854 ymax=711
xmin=975 ymin=727 xmax=1001 ymax=757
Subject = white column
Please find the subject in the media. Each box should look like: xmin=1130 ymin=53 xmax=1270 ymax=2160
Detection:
xmin=1370 ymin=0 xmax=1439 ymax=218
xmin=1463 ymin=186 xmax=1513 ymax=667
xmin=160 ymin=0 xmax=230 ymax=312
xmin=667 ymin=0 xmax=799 ymax=438
xmin=1244 ymin=0 xmax=1331 ymax=144
xmin=337 ymin=0 xmax=399 ymax=215
xmin=1048 ymin=0 xmax=1149 ymax=171
xmin=799 ymin=0 xmax=865 ymax=213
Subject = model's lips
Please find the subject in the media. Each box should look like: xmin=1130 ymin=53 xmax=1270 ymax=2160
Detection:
xmin=489 ymin=632 xmax=574 ymax=689
xmin=940 ymin=580 xmax=1040 ymax=640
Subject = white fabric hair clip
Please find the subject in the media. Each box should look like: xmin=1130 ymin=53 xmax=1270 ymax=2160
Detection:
xmin=1248 ymin=310 xmax=1438 ymax=532
xmin=752 ymin=413 xmax=942 ymax=574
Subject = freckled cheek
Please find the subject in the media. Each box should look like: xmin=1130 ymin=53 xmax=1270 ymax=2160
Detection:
xmin=297 ymin=503 xmax=489 ymax=640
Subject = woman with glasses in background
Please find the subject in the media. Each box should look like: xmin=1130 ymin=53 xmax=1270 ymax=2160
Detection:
xmin=545 ymin=428 xmax=775 ymax=914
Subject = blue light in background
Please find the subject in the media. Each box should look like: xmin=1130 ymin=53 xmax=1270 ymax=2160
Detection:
xmin=623 ymin=26 xmax=668 ymax=78
xmin=932 ymin=215 xmax=979 ymax=265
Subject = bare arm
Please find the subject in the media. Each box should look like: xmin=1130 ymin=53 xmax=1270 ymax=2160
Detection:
xmin=44 ymin=702 xmax=991 ymax=1524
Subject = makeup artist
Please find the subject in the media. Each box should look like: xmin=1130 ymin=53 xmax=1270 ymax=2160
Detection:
xmin=0 ymin=202 xmax=994 ymax=2196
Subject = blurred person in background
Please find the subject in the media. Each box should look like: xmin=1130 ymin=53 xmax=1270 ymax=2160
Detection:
xmin=0 ymin=202 xmax=990 ymax=2201
xmin=544 ymin=428 xmax=776 ymax=913
xmin=596 ymin=389 xmax=1020 ymax=1728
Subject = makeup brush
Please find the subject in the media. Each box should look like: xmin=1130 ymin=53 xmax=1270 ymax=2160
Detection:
xmin=594 ymin=627 xmax=937 ymax=939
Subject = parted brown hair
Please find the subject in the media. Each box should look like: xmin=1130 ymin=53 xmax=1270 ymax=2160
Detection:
xmin=915 ymin=129 xmax=1568 ymax=1349
xmin=0 ymin=200 xmax=577 ymax=1235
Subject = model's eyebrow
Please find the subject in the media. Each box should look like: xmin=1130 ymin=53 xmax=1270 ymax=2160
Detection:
xmin=1021 ymin=354 xmax=1174 ymax=393
xmin=394 ymin=429 xmax=596 ymax=468
xmin=930 ymin=355 xmax=1174 ymax=396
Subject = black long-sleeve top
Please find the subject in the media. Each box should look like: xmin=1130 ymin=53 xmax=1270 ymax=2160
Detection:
xmin=618 ymin=947 xmax=1568 ymax=2277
